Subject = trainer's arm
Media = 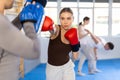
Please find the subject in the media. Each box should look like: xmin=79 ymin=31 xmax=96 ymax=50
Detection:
xmin=85 ymin=29 xmax=99 ymax=44
xmin=0 ymin=15 xmax=40 ymax=59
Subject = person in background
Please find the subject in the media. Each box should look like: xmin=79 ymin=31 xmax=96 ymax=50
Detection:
xmin=77 ymin=16 xmax=93 ymax=76
xmin=83 ymin=29 xmax=114 ymax=74
xmin=77 ymin=16 xmax=114 ymax=76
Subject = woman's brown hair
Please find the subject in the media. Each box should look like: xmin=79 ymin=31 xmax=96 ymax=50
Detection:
xmin=59 ymin=7 xmax=73 ymax=16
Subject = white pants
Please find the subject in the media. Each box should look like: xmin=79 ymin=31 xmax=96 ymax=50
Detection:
xmin=78 ymin=44 xmax=97 ymax=73
xmin=46 ymin=59 xmax=75 ymax=80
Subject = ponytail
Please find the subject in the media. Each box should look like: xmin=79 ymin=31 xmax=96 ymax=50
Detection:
xmin=79 ymin=22 xmax=82 ymax=26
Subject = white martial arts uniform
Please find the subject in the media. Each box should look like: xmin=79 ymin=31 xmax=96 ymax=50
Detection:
xmin=46 ymin=59 xmax=75 ymax=80
xmin=78 ymin=25 xmax=95 ymax=74
xmin=78 ymin=36 xmax=106 ymax=74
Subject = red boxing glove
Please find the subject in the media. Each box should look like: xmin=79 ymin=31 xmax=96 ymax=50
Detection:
xmin=41 ymin=16 xmax=54 ymax=31
xmin=65 ymin=28 xmax=80 ymax=52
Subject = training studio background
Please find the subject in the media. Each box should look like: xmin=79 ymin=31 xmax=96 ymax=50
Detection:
xmin=5 ymin=0 xmax=120 ymax=74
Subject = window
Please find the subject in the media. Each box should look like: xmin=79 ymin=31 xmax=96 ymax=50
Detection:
xmin=94 ymin=8 xmax=108 ymax=36
xmin=41 ymin=0 xmax=120 ymax=37
xmin=112 ymin=2 xmax=120 ymax=36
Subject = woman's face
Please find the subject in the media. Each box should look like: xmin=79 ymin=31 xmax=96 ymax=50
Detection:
xmin=59 ymin=12 xmax=74 ymax=30
xmin=84 ymin=20 xmax=90 ymax=25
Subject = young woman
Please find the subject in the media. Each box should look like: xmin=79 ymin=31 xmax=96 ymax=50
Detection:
xmin=78 ymin=16 xmax=94 ymax=76
xmin=45 ymin=7 xmax=80 ymax=80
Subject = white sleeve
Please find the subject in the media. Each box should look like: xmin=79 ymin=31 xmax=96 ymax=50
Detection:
xmin=95 ymin=42 xmax=103 ymax=49
xmin=0 ymin=15 xmax=40 ymax=59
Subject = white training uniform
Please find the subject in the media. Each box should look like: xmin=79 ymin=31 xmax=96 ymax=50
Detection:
xmin=78 ymin=34 xmax=106 ymax=73
xmin=78 ymin=25 xmax=107 ymax=73
xmin=46 ymin=59 xmax=75 ymax=80
xmin=78 ymin=25 xmax=95 ymax=73
xmin=95 ymin=38 xmax=106 ymax=50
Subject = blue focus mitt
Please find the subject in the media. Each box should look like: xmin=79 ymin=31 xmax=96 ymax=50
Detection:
xmin=19 ymin=2 xmax=44 ymax=32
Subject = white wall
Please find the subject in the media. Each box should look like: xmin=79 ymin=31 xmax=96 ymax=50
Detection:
xmin=39 ymin=37 xmax=49 ymax=63
xmin=97 ymin=36 xmax=120 ymax=60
